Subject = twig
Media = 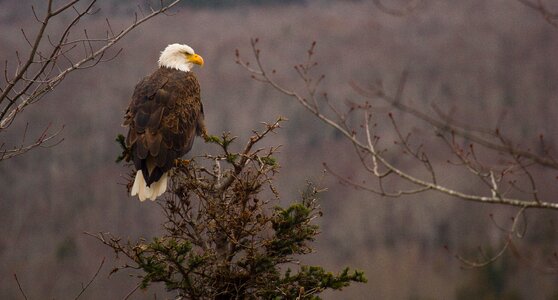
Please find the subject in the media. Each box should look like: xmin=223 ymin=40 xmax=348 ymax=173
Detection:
xmin=74 ymin=258 xmax=105 ymax=299
xmin=237 ymin=40 xmax=558 ymax=211
xmin=516 ymin=0 xmax=558 ymax=28
xmin=123 ymin=282 xmax=141 ymax=300
xmin=14 ymin=274 xmax=28 ymax=300
xmin=0 ymin=0 xmax=183 ymax=161
xmin=455 ymin=207 xmax=527 ymax=268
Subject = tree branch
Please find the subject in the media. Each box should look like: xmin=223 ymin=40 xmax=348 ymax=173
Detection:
xmin=0 ymin=0 xmax=182 ymax=161
xmin=237 ymin=39 xmax=558 ymax=211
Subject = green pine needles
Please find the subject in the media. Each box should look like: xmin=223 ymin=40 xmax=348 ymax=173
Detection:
xmin=96 ymin=118 xmax=366 ymax=299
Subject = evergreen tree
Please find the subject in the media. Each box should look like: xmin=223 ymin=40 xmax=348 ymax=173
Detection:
xmin=99 ymin=118 xmax=366 ymax=299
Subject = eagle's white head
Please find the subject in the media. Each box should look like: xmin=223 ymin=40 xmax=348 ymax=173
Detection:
xmin=158 ymin=43 xmax=204 ymax=72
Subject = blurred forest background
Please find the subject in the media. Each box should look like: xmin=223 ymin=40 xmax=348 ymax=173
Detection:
xmin=1 ymin=0 xmax=558 ymax=299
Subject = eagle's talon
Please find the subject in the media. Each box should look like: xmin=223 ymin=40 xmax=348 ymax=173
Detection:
xmin=202 ymin=132 xmax=211 ymax=142
xmin=175 ymin=159 xmax=191 ymax=168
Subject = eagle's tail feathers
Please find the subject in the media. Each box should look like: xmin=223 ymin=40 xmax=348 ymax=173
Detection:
xmin=149 ymin=172 xmax=168 ymax=201
xmin=131 ymin=170 xmax=168 ymax=201
xmin=131 ymin=170 xmax=141 ymax=196
xmin=131 ymin=170 xmax=153 ymax=201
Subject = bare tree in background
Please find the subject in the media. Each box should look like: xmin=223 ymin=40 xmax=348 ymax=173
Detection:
xmin=371 ymin=0 xmax=558 ymax=27
xmin=237 ymin=38 xmax=558 ymax=210
xmin=237 ymin=25 xmax=558 ymax=268
xmin=517 ymin=0 xmax=558 ymax=28
xmin=0 ymin=0 xmax=181 ymax=161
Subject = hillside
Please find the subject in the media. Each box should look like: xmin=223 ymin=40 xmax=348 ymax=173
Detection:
xmin=1 ymin=1 xmax=557 ymax=298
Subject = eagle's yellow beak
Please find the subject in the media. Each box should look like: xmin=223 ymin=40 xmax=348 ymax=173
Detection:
xmin=187 ymin=53 xmax=204 ymax=67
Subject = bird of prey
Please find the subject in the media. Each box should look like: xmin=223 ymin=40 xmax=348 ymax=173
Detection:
xmin=123 ymin=43 xmax=206 ymax=201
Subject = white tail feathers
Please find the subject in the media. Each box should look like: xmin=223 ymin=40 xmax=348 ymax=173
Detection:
xmin=151 ymin=172 xmax=168 ymax=199
xmin=131 ymin=170 xmax=169 ymax=201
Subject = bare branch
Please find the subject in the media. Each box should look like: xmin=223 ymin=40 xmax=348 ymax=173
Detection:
xmin=13 ymin=274 xmax=28 ymax=300
xmin=122 ymin=283 xmax=141 ymax=300
xmin=237 ymin=40 xmax=558 ymax=212
xmin=0 ymin=124 xmax=64 ymax=161
xmin=517 ymin=0 xmax=558 ymax=27
xmin=74 ymin=258 xmax=105 ymax=300
xmin=351 ymin=81 xmax=558 ymax=170
xmin=0 ymin=0 xmax=183 ymax=161
xmin=455 ymin=207 xmax=527 ymax=268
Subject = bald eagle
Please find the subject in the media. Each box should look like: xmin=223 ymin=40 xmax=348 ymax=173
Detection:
xmin=123 ymin=44 xmax=206 ymax=201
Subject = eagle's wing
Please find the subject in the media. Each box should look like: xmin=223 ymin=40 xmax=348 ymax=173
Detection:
xmin=124 ymin=68 xmax=204 ymax=186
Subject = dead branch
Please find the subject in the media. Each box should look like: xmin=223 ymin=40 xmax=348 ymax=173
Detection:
xmin=455 ymin=207 xmax=527 ymax=268
xmin=0 ymin=123 xmax=64 ymax=162
xmin=0 ymin=0 xmax=182 ymax=161
xmin=237 ymin=39 xmax=558 ymax=211
xmin=74 ymin=258 xmax=105 ymax=300
xmin=517 ymin=0 xmax=558 ymax=28
xmin=351 ymin=80 xmax=558 ymax=171
xmin=13 ymin=274 xmax=28 ymax=300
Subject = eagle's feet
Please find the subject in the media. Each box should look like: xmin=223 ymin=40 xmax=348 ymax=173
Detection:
xmin=202 ymin=131 xmax=210 ymax=142
xmin=175 ymin=159 xmax=191 ymax=168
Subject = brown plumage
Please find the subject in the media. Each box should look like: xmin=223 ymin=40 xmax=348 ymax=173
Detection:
xmin=124 ymin=43 xmax=206 ymax=201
